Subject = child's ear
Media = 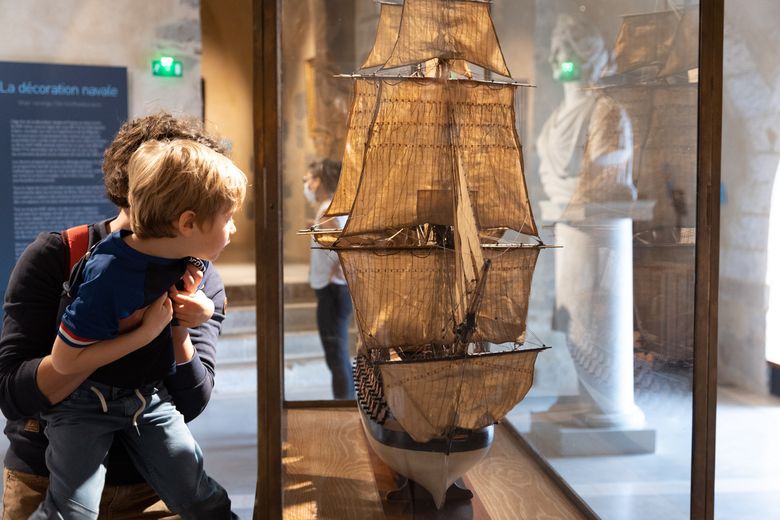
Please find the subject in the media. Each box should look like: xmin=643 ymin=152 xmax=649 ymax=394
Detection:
xmin=177 ymin=210 xmax=197 ymax=236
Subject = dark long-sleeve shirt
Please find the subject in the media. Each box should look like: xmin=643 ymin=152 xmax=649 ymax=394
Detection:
xmin=0 ymin=219 xmax=225 ymax=484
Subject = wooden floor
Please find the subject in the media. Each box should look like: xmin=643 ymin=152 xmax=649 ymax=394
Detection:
xmin=282 ymin=408 xmax=586 ymax=519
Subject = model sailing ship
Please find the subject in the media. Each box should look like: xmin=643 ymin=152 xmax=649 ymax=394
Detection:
xmin=304 ymin=0 xmax=549 ymax=508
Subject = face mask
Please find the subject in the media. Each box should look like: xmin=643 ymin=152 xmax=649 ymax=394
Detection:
xmin=303 ymin=183 xmax=317 ymax=204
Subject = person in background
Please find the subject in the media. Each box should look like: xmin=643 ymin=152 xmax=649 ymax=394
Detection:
xmin=304 ymin=159 xmax=355 ymax=400
xmin=0 ymin=113 xmax=229 ymax=519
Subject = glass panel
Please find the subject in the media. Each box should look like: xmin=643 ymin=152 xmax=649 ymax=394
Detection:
xmin=504 ymin=1 xmax=698 ymax=519
xmin=715 ymin=2 xmax=780 ymax=518
xmin=281 ymin=1 xmax=699 ymax=518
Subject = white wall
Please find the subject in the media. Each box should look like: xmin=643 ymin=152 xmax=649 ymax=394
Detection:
xmin=719 ymin=0 xmax=780 ymax=393
xmin=0 ymin=0 xmax=203 ymax=119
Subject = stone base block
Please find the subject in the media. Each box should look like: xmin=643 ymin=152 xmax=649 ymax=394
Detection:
xmin=527 ymin=413 xmax=656 ymax=457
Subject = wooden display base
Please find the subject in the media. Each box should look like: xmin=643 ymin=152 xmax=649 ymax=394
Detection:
xmin=365 ymin=441 xmax=491 ymax=519
xmin=283 ymin=409 xmax=588 ymax=519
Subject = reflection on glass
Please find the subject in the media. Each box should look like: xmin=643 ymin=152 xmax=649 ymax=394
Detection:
xmin=538 ymin=14 xmax=636 ymax=209
xmin=304 ymin=159 xmax=355 ymax=400
xmin=531 ymin=3 xmax=654 ymax=456
xmin=282 ymin=0 xmax=357 ymax=401
xmin=504 ymin=3 xmax=698 ymax=519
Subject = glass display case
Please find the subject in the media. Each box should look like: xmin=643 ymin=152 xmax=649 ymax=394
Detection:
xmin=255 ymin=0 xmax=721 ymax=518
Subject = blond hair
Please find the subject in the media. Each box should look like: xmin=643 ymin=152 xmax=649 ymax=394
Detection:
xmin=127 ymin=139 xmax=247 ymax=238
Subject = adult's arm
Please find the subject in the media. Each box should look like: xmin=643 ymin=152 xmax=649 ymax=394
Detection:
xmin=52 ymin=292 xmax=173 ymax=375
xmin=163 ymin=264 xmax=226 ymax=422
xmin=0 ymin=233 xmax=78 ymax=418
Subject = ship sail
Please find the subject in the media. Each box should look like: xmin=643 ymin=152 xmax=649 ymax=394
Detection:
xmin=362 ymin=2 xmax=473 ymax=77
xmin=327 ymin=2 xmax=488 ymax=220
xmin=362 ymin=2 xmax=404 ymax=69
xmin=323 ymin=79 xmax=378 ymax=217
xmin=339 ymin=246 xmax=539 ymax=349
xmin=381 ymin=0 xmax=511 ymax=77
xmin=340 ymin=78 xmax=538 ymax=237
xmin=452 ymin=148 xmax=484 ymax=331
xmin=658 ymin=7 xmax=698 ymax=77
xmin=379 ymin=348 xmax=543 ymax=442
xmin=614 ymin=10 xmax=678 ymax=73
xmin=446 ymin=76 xmax=486 ymax=331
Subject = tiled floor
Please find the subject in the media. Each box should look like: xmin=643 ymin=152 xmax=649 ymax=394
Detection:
xmin=188 ymin=390 xmax=257 ymax=519
xmin=508 ymin=385 xmax=780 ymax=520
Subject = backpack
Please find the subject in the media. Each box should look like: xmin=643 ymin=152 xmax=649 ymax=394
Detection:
xmin=61 ymin=224 xmax=91 ymax=276
xmin=57 ymin=224 xmax=97 ymax=323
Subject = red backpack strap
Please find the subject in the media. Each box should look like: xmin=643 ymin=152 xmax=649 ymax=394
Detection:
xmin=61 ymin=224 xmax=91 ymax=275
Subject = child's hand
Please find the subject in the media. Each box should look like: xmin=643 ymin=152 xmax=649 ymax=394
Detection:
xmin=170 ymin=265 xmax=214 ymax=328
xmin=139 ymin=293 xmax=173 ymax=343
xmin=118 ymin=308 xmax=145 ymax=333
xmin=169 ymin=288 xmax=215 ymax=329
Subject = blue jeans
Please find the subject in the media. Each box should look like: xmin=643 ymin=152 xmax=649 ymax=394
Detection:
xmin=30 ymin=380 xmax=234 ymax=520
xmin=315 ymin=283 xmax=355 ymax=399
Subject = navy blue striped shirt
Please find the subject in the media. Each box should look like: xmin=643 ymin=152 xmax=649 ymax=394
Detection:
xmin=58 ymin=230 xmax=189 ymax=387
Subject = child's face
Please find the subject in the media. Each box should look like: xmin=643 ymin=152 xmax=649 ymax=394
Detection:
xmin=192 ymin=208 xmax=237 ymax=261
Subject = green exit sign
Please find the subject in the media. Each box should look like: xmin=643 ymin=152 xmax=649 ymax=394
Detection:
xmin=152 ymin=57 xmax=182 ymax=77
xmin=558 ymin=60 xmax=579 ymax=82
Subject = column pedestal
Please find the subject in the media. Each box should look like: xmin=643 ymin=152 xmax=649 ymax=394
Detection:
xmin=529 ymin=201 xmax=656 ymax=456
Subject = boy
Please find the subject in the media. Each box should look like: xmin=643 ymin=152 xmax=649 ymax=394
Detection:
xmin=30 ymin=139 xmax=247 ymax=519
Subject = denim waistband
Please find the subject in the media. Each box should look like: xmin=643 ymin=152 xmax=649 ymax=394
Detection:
xmin=80 ymin=378 xmax=163 ymax=400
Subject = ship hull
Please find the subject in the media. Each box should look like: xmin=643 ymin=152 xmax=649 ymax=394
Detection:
xmin=358 ymin=404 xmax=493 ymax=509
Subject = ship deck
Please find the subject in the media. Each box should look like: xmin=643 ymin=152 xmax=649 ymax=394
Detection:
xmin=282 ymin=407 xmax=586 ymax=519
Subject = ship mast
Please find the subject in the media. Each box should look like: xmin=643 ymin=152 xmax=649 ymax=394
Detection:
xmin=437 ymin=57 xmax=491 ymax=353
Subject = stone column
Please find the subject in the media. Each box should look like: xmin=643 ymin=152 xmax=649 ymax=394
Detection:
xmin=530 ymin=201 xmax=656 ymax=456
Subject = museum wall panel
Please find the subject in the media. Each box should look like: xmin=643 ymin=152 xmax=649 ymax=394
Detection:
xmin=0 ymin=0 xmax=204 ymax=119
